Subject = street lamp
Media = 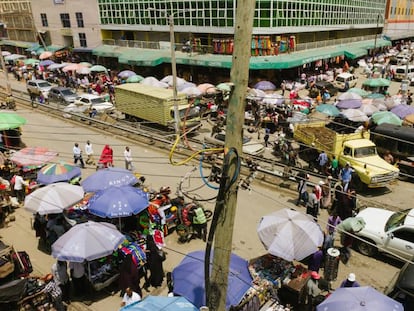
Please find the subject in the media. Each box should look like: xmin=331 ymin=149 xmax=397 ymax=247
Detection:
xmin=0 ymin=23 xmax=11 ymax=95
xmin=149 ymin=8 xmax=196 ymax=137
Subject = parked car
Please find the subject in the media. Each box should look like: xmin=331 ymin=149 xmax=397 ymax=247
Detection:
xmin=354 ymin=207 xmax=414 ymax=261
xmin=314 ymin=80 xmax=339 ymax=97
xmin=26 ymin=80 xmax=52 ymax=97
xmin=385 ymin=261 xmax=414 ymax=310
xmin=204 ymin=132 xmax=265 ymax=156
xmin=333 ymin=72 xmax=358 ymax=91
xmin=48 ymin=87 xmax=78 ymax=105
xmin=63 ymin=94 xmax=114 ymax=114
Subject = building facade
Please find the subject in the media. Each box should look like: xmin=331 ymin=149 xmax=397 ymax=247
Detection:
xmin=30 ymin=0 xmax=102 ymax=51
xmin=384 ymin=0 xmax=414 ymax=40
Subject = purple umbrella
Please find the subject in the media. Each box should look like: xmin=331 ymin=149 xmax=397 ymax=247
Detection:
xmin=118 ymin=70 xmax=137 ymax=79
xmin=254 ymin=81 xmax=276 ymax=91
xmin=391 ymin=104 xmax=414 ymax=119
xmin=39 ymin=59 xmax=55 ymax=67
xmin=336 ymin=99 xmax=362 ymax=109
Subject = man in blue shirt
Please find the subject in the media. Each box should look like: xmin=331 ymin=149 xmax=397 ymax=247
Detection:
xmin=340 ymin=273 xmax=360 ymax=288
xmin=340 ymin=162 xmax=353 ymax=191
xmin=317 ymin=151 xmax=328 ymax=174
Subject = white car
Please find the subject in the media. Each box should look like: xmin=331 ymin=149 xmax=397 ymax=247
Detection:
xmin=64 ymin=94 xmax=114 ymax=114
xmin=204 ymin=132 xmax=265 ymax=156
xmin=354 ymin=207 xmax=414 ymax=261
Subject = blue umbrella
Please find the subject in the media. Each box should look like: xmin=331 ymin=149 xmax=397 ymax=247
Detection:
xmin=336 ymin=99 xmax=362 ymax=109
xmin=82 ymin=167 xmax=138 ymax=192
xmin=172 ymin=250 xmax=252 ymax=310
xmin=316 ymin=286 xmax=403 ymax=311
xmin=87 ymin=186 xmax=149 ymax=218
xmin=39 ymin=59 xmax=55 ymax=67
xmin=316 ymin=104 xmax=340 ymax=117
xmin=254 ymin=80 xmax=276 ymax=91
xmin=391 ymin=104 xmax=414 ymax=119
xmin=121 ymin=296 xmax=198 ymax=311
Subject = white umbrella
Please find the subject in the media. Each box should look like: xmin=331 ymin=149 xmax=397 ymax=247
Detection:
xmin=338 ymin=92 xmax=363 ymax=101
xmin=340 ymin=109 xmax=369 ymax=122
xmin=257 ymin=208 xmax=324 ymax=261
xmin=141 ymin=76 xmax=168 ymax=88
xmin=1 ymin=51 xmax=11 ymax=56
xmin=160 ymin=75 xmax=187 ymax=87
xmin=359 ymin=103 xmax=379 ymax=116
xmin=47 ymin=63 xmax=69 ymax=71
xmin=51 ymin=221 xmax=125 ymax=262
xmin=24 ymin=182 xmax=85 ymax=215
xmin=76 ymin=66 xmax=91 ymax=75
xmin=180 ymin=86 xmax=202 ymax=97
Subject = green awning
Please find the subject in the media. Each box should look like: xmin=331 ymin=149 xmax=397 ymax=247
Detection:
xmin=343 ymin=47 xmax=368 ymax=59
xmin=118 ymin=49 xmax=167 ymax=66
xmin=92 ymin=45 xmax=128 ymax=58
xmin=47 ymin=45 xmax=65 ymax=52
xmin=175 ymin=53 xmax=233 ymax=69
xmin=0 ymin=40 xmax=34 ymax=48
xmin=26 ymin=43 xmax=41 ymax=52
xmin=350 ymin=38 xmax=392 ymax=50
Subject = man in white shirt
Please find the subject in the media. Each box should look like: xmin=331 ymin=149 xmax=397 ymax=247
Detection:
xmin=84 ymin=140 xmax=95 ymax=166
xmin=13 ymin=170 xmax=28 ymax=204
xmin=124 ymin=146 xmax=134 ymax=171
xmin=121 ymin=287 xmax=141 ymax=307
xmin=69 ymin=261 xmax=85 ymax=297
xmin=73 ymin=143 xmax=85 ymax=168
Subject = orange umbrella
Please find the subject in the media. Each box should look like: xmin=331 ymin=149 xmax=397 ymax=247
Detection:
xmin=62 ymin=63 xmax=81 ymax=72
xmin=197 ymin=83 xmax=217 ymax=94
xmin=39 ymin=51 xmax=53 ymax=60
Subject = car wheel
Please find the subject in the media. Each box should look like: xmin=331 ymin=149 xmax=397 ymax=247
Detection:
xmin=356 ymin=239 xmax=377 ymax=257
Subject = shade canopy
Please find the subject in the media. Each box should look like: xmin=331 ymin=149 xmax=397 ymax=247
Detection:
xmin=90 ymin=64 xmax=108 ymax=73
xmin=316 ymin=104 xmax=340 ymax=117
xmin=81 ymin=167 xmax=139 ymax=193
xmin=37 ymin=162 xmax=81 ymax=185
xmin=10 ymin=146 xmax=58 ymax=169
xmin=362 ymin=78 xmax=391 ymax=88
xmin=120 ymin=296 xmax=198 ymax=311
xmin=126 ymin=75 xmax=144 ymax=83
xmin=0 ymin=112 xmax=26 ymax=130
xmin=371 ymin=111 xmax=403 ymax=126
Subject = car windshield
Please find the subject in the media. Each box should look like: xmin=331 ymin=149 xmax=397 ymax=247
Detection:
xmin=354 ymin=146 xmax=377 ymax=157
xmin=39 ymin=82 xmax=51 ymax=88
xmin=61 ymin=89 xmax=75 ymax=96
xmin=90 ymin=97 xmax=106 ymax=104
xmin=385 ymin=209 xmax=410 ymax=231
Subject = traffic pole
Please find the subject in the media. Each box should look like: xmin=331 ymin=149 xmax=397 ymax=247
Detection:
xmin=206 ymin=1 xmax=256 ymax=310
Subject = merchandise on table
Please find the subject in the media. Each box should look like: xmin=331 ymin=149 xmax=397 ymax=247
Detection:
xmin=86 ymin=254 xmax=121 ymax=291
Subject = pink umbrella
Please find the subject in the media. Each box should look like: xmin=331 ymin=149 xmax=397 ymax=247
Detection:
xmin=39 ymin=51 xmax=53 ymax=60
xmin=62 ymin=63 xmax=81 ymax=72
xmin=197 ymin=83 xmax=217 ymax=94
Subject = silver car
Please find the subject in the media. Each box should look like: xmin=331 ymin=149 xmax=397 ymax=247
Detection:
xmin=49 ymin=87 xmax=78 ymax=105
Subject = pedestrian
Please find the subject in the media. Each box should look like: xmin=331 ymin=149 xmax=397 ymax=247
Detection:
xmin=296 ymin=173 xmax=309 ymax=206
xmin=321 ymin=176 xmax=332 ymax=210
xmin=306 ymin=188 xmax=319 ymax=220
xmin=308 ymin=247 xmax=324 ymax=273
xmin=339 ymin=273 xmax=360 ymax=288
xmin=73 ymin=143 xmax=85 ymax=168
xmin=146 ymin=235 xmax=165 ymax=288
xmin=339 ymin=162 xmax=353 ymax=191
xmin=120 ymin=287 xmax=141 ymax=307
xmin=84 ymin=140 xmax=95 ymax=166
xmin=43 ymin=274 xmax=65 ymax=311
xmin=119 ymin=253 xmax=141 ymax=297
xmin=124 ymin=146 xmax=134 ymax=171
xmin=51 ymin=260 xmax=70 ymax=303
xmin=264 ymin=128 xmax=270 ymax=147
xmin=326 ymin=210 xmax=341 ymax=240
xmin=69 ymin=261 xmax=86 ymax=298
xmin=191 ymin=205 xmax=207 ymax=242
xmin=317 ymin=150 xmax=328 ymax=174
xmin=99 ymin=144 xmax=113 ymax=168
xmin=13 ymin=170 xmax=28 ymax=205
xmin=306 ymin=271 xmax=322 ymax=309
xmin=330 ymin=156 xmax=339 ymax=178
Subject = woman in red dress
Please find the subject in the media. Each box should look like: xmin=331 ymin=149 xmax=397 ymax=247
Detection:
xmin=99 ymin=144 xmax=113 ymax=168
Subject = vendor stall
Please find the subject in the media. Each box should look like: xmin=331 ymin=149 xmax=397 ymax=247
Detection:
xmin=86 ymin=255 xmax=120 ymax=291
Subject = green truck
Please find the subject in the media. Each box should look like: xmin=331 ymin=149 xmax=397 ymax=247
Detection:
xmin=294 ymin=121 xmax=399 ymax=189
xmin=115 ymin=83 xmax=201 ymax=130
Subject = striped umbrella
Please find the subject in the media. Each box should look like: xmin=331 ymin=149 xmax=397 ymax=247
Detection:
xmin=10 ymin=147 xmax=58 ymax=171
xmin=37 ymin=162 xmax=82 ymax=185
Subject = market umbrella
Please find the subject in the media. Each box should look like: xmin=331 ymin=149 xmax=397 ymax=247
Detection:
xmin=90 ymin=64 xmax=108 ymax=73
xmin=23 ymin=58 xmax=39 ymax=66
xmin=340 ymin=109 xmax=369 ymax=122
xmin=172 ymin=250 xmax=252 ymax=309
xmin=216 ymin=82 xmax=233 ymax=93
xmin=126 ymin=75 xmax=144 ymax=83
xmin=1 ymin=51 xmax=11 ymax=56
xmin=366 ymin=93 xmax=385 ymax=99
xmin=51 ymin=221 xmax=125 ymax=262
xmin=254 ymin=80 xmax=276 ymax=91
xmin=197 ymin=83 xmax=217 ymax=94
xmin=76 ymin=66 xmax=91 ymax=75
xmin=39 ymin=59 xmax=54 ymax=67
xmin=120 ymin=296 xmax=199 ymax=311
xmin=338 ymin=92 xmax=363 ymax=101
xmin=336 ymin=217 xmax=366 ymax=233
xmin=246 ymin=88 xmax=266 ymax=100
xmin=359 ymin=103 xmax=379 ymax=116
xmin=363 ymin=78 xmax=391 ymax=88
xmin=39 ymin=51 xmax=53 ymax=60
xmin=10 ymin=146 xmax=58 ymax=169
xmin=24 ymin=182 xmax=84 ymax=215
xmin=87 ymin=185 xmax=149 ymax=218
xmin=316 ymin=104 xmax=341 ymax=117
xmin=391 ymin=104 xmax=414 ymax=119
xmin=4 ymin=54 xmax=25 ymax=62
xmin=141 ymin=76 xmax=168 ymax=88
xmin=180 ymin=86 xmax=202 ymax=97
xmin=160 ymin=75 xmax=187 ymax=87
xmin=335 ymin=99 xmax=362 ymax=109
xmin=62 ymin=63 xmax=80 ymax=72
xmin=404 ymin=113 xmax=414 ymax=125
xmin=371 ymin=111 xmax=403 ymax=126
xmin=79 ymin=62 xmax=92 ymax=67
xmin=316 ymin=286 xmax=403 ymax=311
xmin=347 ymin=88 xmax=369 ymax=97
xmin=0 ymin=112 xmax=26 ymax=130
xmin=36 ymin=162 xmax=81 ymax=185
xmin=81 ymin=167 xmax=139 ymax=193
xmin=118 ymin=70 xmax=137 ymax=79
xmin=48 ymin=63 xmax=69 ymax=71
xmin=385 ymin=96 xmax=401 ymax=109
xmin=257 ymin=208 xmax=324 ymax=261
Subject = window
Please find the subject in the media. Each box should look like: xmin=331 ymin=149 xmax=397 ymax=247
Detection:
xmin=40 ymin=13 xmax=48 ymax=27
xmin=60 ymin=13 xmax=71 ymax=28
xmin=76 ymin=12 xmax=84 ymax=28
xmin=79 ymin=33 xmax=87 ymax=47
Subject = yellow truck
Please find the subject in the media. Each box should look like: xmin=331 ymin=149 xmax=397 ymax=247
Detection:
xmin=114 ymin=83 xmax=201 ymax=130
xmin=294 ymin=121 xmax=399 ymax=189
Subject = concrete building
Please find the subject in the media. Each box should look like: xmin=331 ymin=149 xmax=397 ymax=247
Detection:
xmin=384 ymin=0 xmax=414 ymax=41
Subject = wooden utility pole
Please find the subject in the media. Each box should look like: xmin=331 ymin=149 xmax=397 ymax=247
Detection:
xmin=207 ymin=1 xmax=256 ymax=310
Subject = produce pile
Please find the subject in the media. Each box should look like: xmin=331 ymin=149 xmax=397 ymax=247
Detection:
xmin=297 ymin=126 xmax=335 ymax=150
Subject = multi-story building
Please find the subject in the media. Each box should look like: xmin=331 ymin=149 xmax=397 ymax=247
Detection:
xmin=384 ymin=0 xmax=414 ymax=41
xmin=0 ymin=0 xmax=37 ymax=52
xmin=30 ymin=0 xmax=102 ymax=53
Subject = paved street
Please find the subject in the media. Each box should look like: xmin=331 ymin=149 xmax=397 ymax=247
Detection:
xmin=0 ymin=69 xmax=410 ymax=310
